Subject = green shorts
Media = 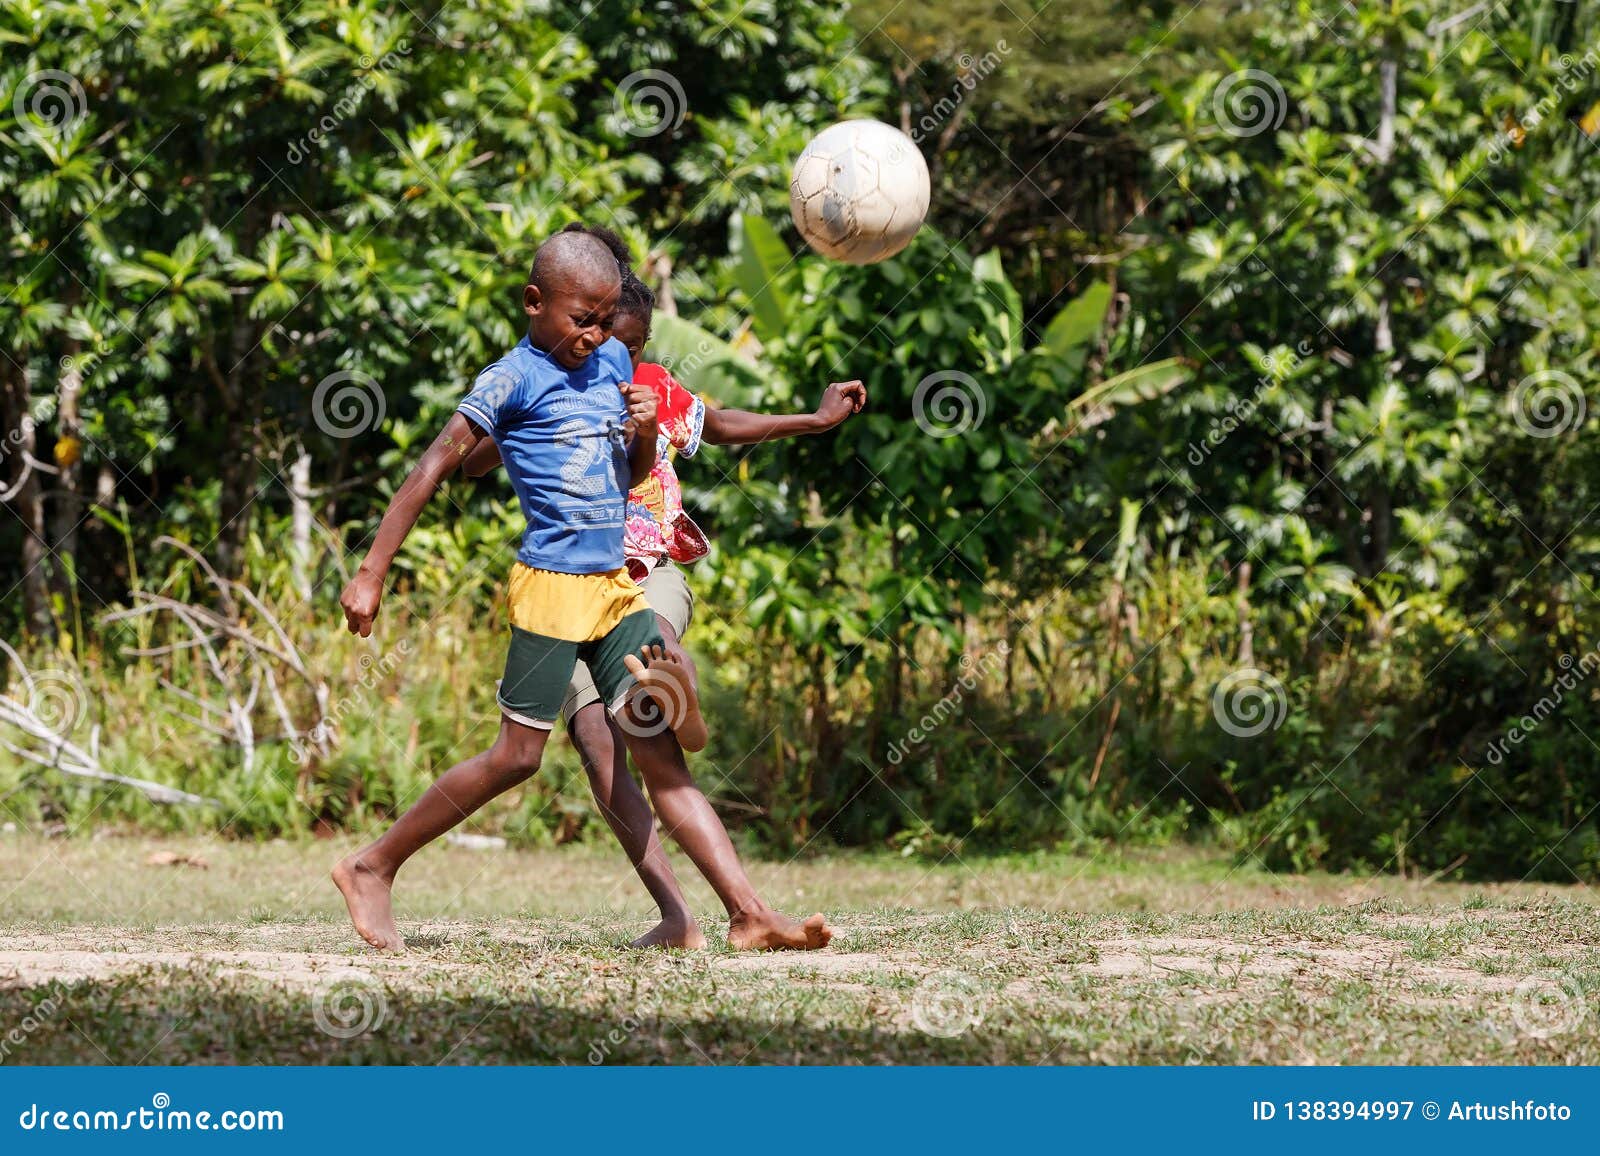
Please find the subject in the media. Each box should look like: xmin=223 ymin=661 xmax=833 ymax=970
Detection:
xmin=498 ymin=609 xmax=663 ymax=730
xmin=561 ymin=560 xmax=694 ymax=724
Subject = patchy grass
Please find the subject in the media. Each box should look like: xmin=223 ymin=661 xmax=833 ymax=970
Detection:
xmin=0 ymin=834 xmax=1596 ymax=1064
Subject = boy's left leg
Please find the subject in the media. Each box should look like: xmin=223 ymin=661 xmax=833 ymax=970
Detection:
xmin=589 ymin=611 xmax=833 ymax=951
xmin=336 ymin=604 xmax=579 ymax=951
xmin=334 ymin=716 xmax=549 ymax=950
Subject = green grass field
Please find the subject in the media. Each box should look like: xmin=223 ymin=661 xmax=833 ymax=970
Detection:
xmin=1 ymin=834 xmax=1597 ymax=1064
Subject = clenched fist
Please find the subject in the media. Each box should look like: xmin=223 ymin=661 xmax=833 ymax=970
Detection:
xmin=621 ymin=381 xmax=658 ymax=442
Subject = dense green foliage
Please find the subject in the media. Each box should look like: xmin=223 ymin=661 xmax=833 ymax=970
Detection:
xmin=4 ymin=0 xmax=1600 ymax=883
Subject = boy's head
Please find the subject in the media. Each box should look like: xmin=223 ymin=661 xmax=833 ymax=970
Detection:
xmin=571 ymin=225 xmax=655 ymax=372
xmin=523 ymin=224 xmax=622 ymax=369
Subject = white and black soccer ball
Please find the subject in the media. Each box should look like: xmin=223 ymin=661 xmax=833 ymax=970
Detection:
xmin=789 ymin=119 xmax=931 ymax=265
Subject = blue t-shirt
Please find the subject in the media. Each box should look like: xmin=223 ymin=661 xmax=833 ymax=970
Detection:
xmin=457 ymin=336 xmax=633 ymax=575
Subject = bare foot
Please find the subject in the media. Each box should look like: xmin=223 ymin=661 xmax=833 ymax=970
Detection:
xmin=332 ymin=853 xmax=404 ymax=952
xmin=727 ymin=909 xmax=833 ymax=952
xmin=631 ymin=917 xmax=709 ymax=950
xmin=622 ymin=646 xmax=709 ymax=753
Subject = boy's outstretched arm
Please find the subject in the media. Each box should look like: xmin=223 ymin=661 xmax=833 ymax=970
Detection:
xmin=339 ymin=414 xmax=487 ymax=637
xmin=701 ymin=379 xmax=866 ymax=447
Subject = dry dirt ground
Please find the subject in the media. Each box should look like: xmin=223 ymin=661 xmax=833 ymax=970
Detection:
xmin=0 ymin=835 xmax=1596 ymax=1063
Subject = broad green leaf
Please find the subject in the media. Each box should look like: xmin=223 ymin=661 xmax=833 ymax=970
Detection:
xmin=735 ymin=213 xmax=793 ymax=342
xmin=1040 ymin=281 xmax=1112 ymax=359
xmin=647 ymin=312 xmax=770 ymax=407
xmin=973 ymin=250 xmax=1023 ymax=360
xmin=1065 ymin=357 xmax=1193 ymax=432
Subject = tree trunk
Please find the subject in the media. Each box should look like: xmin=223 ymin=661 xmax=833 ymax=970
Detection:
xmin=1235 ymin=561 xmax=1254 ymax=667
xmin=1366 ymin=49 xmax=1400 ymax=578
xmin=50 ymin=337 xmax=84 ymax=594
xmin=2 ymin=359 xmax=53 ymax=638
xmin=288 ymin=441 xmax=313 ymax=603
xmin=213 ymin=315 xmax=264 ymax=578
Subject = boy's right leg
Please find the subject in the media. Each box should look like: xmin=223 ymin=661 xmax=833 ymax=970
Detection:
xmin=568 ymin=702 xmax=705 ymax=949
xmin=333 ymin=717 xmax=548 ymax=951
xmin=618 ymin=723 xmax=832 ymax=951
xmin=592 ymin=612 xmax=832 ymax=951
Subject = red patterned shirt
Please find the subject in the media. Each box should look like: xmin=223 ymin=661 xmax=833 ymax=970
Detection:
xmin=624 ymin=362 xmax=709 ymax=564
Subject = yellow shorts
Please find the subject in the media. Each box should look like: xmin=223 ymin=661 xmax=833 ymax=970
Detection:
xmin=506 ymin=563 xmax=652 ymax=643
xmin=497 ymin=564 xmax=662 ymax=728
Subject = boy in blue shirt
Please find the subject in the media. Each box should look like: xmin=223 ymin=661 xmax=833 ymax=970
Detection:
xmin=332 ymin=226 xmax=832 ymax=953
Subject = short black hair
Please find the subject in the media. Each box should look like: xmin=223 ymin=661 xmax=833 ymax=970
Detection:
xmin=616 ymin=272 xmax=655 ymax=323
xmin=527 ymin=224 xmax=621 ymax=293
xmin=571 ymin=222 xmax=635 ymax=271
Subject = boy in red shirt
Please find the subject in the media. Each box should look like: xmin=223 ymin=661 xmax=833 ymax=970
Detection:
xmin=468 ymin=247 xmax=864 ymax=949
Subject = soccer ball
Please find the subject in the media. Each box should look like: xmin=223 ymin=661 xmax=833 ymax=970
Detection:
xmin=789 ymin=119 xmax=931 ymax=264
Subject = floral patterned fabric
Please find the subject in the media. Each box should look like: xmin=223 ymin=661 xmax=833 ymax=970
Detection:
xmin=623 ymin=361 xmax=709 ymax=565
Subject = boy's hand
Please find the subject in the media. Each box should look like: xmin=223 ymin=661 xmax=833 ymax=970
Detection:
xmin=340 ymin=569 xmax=384 ymax=637
xmin=621 ymin=382 xmax=658 ymax=441
xmin=814 ymin=380 xmax=867 ymax=429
